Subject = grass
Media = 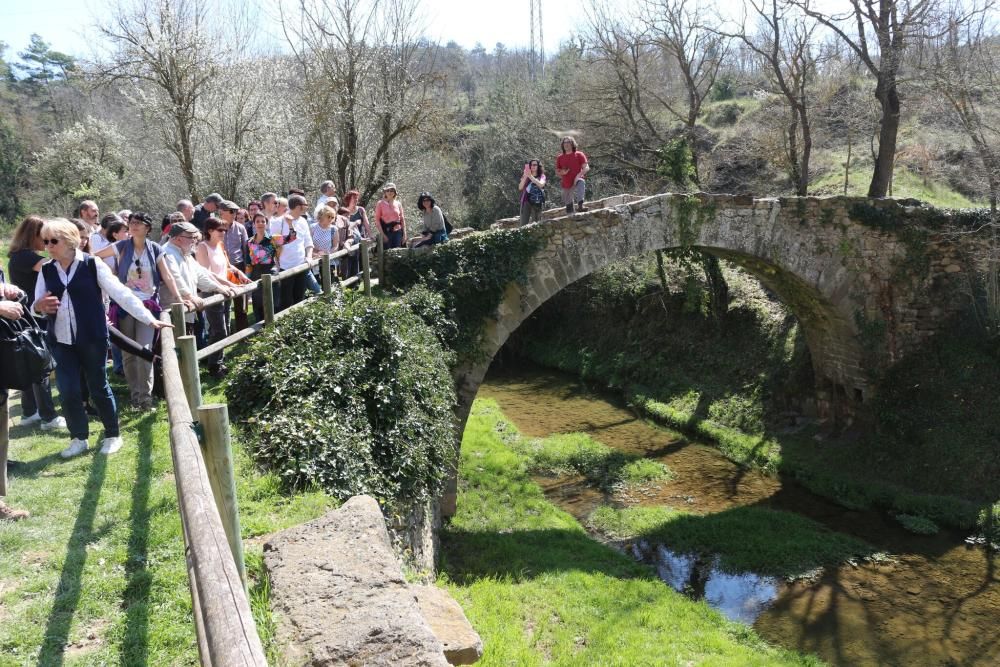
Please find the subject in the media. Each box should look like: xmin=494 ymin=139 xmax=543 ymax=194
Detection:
xmin=0 ymin=379 xmax=332 ymax=666
xmin=438 ymin=399 xmax=823 ymax=666
xmin=587 ymin=505 xmax=876 ymax=579
xmin=809 ymin=161 xmax=983 ymax=208
xmin=504 ymin=427 xmax=673 ymax=490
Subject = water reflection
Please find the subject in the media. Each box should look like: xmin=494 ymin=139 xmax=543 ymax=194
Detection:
xmin=631 ymin=540 xmax=780 ymax=624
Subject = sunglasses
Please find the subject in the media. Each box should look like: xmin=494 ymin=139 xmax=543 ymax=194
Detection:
xmin=134 ymin=257 xmax=142 ymax=279
xmin=42 ymin=238 xmax=60 ymax=246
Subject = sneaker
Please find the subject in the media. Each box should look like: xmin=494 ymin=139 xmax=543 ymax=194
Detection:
xmin=0 ymin=502 xmax=30 ymax=521
xmin=60 ymin=438 xmax=89 ymax=459
xmin=20 ymin=413 xmax=42 ymax=427
xmin=99 ymin=436 xmax=124 ymax=455
xmin=40 ymin=416 xmax=67 ymax=431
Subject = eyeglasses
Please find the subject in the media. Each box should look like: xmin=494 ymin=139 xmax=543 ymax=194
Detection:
xmin=178 ymin=235 xmax=197 ymax=241
xmin=42 ymin=238 xmax=60 ymax=246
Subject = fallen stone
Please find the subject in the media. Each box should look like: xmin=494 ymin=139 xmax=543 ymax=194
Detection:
xmin=410 ymin=585 xmax=483 ymax=665
xmin=264 ymin=495 xmax=449 ymax=666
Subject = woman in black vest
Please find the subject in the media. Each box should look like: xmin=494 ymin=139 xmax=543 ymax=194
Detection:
xmin=32 ymin=219 xmax=171 ymax=459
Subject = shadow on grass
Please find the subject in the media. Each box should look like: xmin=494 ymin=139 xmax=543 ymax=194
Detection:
xmin=441 ymin=526 xmax=653 ymax=586
xmin=119 ymin=412 xmax=157 ymax=665
xmin=37 ymin=452 xmax=108 ymax=666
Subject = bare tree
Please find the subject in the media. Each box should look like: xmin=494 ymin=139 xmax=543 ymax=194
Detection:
xmin=918 ymin=5 xmax=1000 ymax=211
xmin=641 ymin=0 xmax=729 ymax=181
xmin=792 ymin=0 xmax=941 ymax=197
xmin=284 ymin=0 xmax=443 ymax=203
xmin=95 ymin=0 xmax=221 ymax=199
xmin=716 ymin=0 xmax=819 ymax=195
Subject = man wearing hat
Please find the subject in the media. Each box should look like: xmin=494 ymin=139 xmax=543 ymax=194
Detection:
xmin=374 ymin=183 xmax=406 ymax=249
xmin=219 ymin=200 xmax=250 ymax=330
xmin=192 ymin=193 xmax=223 ymax=232
xmin=159 ymin=221 xmax=236 ymax=334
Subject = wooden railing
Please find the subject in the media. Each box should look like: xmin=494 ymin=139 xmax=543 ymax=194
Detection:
xmin=159 ymin=238 xmax=380 ymax=666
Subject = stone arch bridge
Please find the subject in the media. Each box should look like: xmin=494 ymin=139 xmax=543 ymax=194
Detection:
xmin=387 ymin=192 xmax=977 ymax=515
xmin=456 ymin=194 xmax=970 ymax=421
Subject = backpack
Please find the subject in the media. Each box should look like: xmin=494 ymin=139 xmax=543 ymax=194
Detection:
xmin=526 ymin=182 xmax=546 ymax=205
xmin=443 ymin=213 xmax=454 ymax=234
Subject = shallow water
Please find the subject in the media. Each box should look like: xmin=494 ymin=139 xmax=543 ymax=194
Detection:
xmin=477 ymin=365 xmax=1000 ymax=667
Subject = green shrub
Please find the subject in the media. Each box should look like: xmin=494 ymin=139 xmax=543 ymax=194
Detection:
xmin=619 ymin=459 xmax=674 ymax=486
xmin=225 ymin=291 xmax=457 ymax=506
xmin=704 ymin=102 xmax=743 ymax=127
xmin=895 ymin=514 xmax=939 ymax=535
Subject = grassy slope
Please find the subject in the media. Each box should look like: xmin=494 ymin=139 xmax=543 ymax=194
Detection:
xmin=439 ymin=399 xmax=822 ymax=666
xmin=0 ymin=381 xmax=332 ymax=666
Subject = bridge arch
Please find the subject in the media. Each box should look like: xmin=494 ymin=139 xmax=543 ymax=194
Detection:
xmin=448 ymin=193 xmax=969 ymax=430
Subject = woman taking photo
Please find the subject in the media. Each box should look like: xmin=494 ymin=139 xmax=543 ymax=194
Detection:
xmin=5 ymin=215 xmax=65 ymax=431
xmin=196 ymin=216 xmax=244 ymax=378
xmin=518 ymin=159 xmax=547 ymax=225
xmin=247 ymin=212 xmax=279 ymax=322
xmin=93 ymin=212 xmax=185 ymax=410
xmin=374 ymin=183 xmax=406 ymax=249
xmin=32 ymin=219 xmax=172 ymax=458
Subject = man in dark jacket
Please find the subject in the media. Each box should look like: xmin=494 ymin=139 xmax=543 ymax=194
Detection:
xmin=192 ymin=193 xmax=223 ymax=232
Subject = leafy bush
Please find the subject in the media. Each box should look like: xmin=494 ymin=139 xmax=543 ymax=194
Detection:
xmin=704 ymin=102 xmax=743 ymax=127
xmin=225 ymin=291 xmax=457 ymax=506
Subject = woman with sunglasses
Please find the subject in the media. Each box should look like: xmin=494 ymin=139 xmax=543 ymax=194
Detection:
xmin=196 ymin=216 xmax=244 ymax=378
xmin=411 ymin=192 xmax=448 ymax=248
xmin=93 ymin=212 xmax=185 ymax=410
xmin=374 ymin=183 xmax=406 ymax=249
xmin=32 ymin=219 xmax=172 ymax=458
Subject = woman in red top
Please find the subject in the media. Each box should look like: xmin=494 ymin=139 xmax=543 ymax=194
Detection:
xmin=374 ymin=183 xmax=406 ymax=249
xmin=555 ymin=136 xmax=589 ymax=214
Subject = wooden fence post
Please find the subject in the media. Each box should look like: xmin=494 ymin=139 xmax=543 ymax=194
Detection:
xmin=320 ymin=255 xmax=332 ymax=295
xmin=177 ymin=335 xmax=203 ymax=416
xmin=197 ymin=403 xmax=247 ymax=590
xmin=361 ymin=239 xmax=372 ymax=296
xmin=262 ymin=273 xmax=275 ymax=325
xmin=377 ymin=233 xmax=385 ymax=287
xmin=171 ymin=302 xmax=186 ymax=333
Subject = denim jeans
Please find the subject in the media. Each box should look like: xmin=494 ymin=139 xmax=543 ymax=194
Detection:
xmin=52 ymin=340 xmax=119 ymax=441
xmin=20 ymin=375 xmax=58 ymax=421
xmin=305 ymin=270 xmax=322 ymax=295
xmin=384 ymin=229 xmax=404 ymax=249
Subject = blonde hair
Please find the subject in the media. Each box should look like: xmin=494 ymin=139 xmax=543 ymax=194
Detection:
xmin=317 ymin=205 xmax=337 ymax=221
xmin=276 ymin=197 xmax=289 ymax=208
xmin=41 ymin=217 xmax=82 ymax=251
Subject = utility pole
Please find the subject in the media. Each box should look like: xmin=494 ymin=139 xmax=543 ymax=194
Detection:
xmin=529 ymin=0 xmax=545 ymax=80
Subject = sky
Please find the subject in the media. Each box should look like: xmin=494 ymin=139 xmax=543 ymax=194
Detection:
xmin=0 ymin=0 xmax=591 ymax=64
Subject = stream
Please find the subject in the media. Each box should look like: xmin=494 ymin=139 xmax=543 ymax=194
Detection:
xmin=477 ymin=365 xmax=1000 ymax=666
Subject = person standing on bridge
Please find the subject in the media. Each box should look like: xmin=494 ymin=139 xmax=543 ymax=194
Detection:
xmin=518 ymin=159 xmax=547 ymax=225
xmin=374 ymin=183 xmax=406 ymax=249
xmin=555 ymin=137 xmax=589 ymax=214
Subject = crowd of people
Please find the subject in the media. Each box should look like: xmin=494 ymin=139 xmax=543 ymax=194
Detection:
xmin=0 ymin=136 xmax=591 ymax=521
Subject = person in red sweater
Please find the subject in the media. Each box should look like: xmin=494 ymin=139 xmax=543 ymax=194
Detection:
xmin=555 ymin=136 xmax=590 ymax=214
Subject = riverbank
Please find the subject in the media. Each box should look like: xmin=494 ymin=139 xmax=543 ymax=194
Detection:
xmin=473 ymin=367 xmax=1000 ymax=666
xmin=507 ymin=256 xmax=999 ymax=536
xmin=439 ymin=398 xmax=820 ymax=666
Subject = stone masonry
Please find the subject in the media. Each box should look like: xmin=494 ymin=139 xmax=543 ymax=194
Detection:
xmin=387 ymin=193 xmax=978 ymax=516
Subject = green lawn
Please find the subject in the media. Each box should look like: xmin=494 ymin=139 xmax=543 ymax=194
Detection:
xmin=438 ymin=399 xmax=822 ymax=666
xmin=0 ymin=382 xmax=332 ymax=666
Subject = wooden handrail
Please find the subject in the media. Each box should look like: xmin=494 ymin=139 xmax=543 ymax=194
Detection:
xmin=159 ymin=313 xmax=267 ymax=666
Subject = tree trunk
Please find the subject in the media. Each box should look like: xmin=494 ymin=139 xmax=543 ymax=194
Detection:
xmin=655 ymin=250 xmax=670 ymax=296
xmin=798 ymin=105 xmax=812 ymax=197
xmin=868 ymin=80 xmax=901 ymax=198
xmin=701 ymin=253 xmax=728 ymax=325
